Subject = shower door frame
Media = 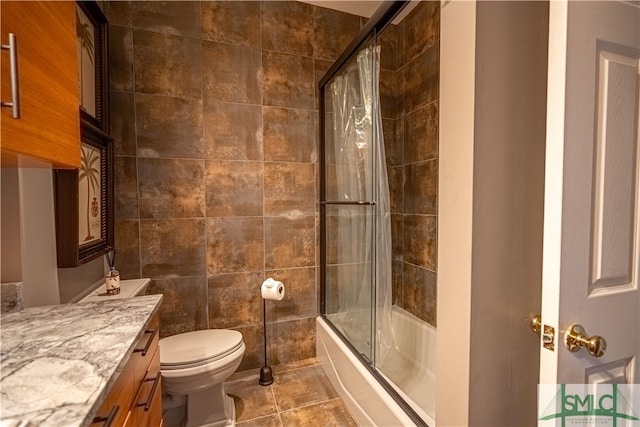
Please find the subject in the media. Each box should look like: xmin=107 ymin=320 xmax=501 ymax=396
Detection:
xmin=318 ymin=2 xmax=427 ymax=426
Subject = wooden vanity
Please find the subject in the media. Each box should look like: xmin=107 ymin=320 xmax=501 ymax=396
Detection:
xmin=91 ymin=313 xmax=162 ymax=427
xmin=0 ymin=295 xmax=163 ymax=426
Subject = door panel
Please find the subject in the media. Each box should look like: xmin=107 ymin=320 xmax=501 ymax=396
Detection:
xmin=584 ymin=358 xmax=635 ymax=384
xmin=591 ymin=46 xmax=639 ymax=293
xmin=540 ymin=0 xmax=640 ymax=385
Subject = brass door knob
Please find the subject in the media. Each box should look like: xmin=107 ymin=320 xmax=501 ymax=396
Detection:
xmin=530 ymin=314 xmax=542 ymax=336
xmin=565 ymin=324 xmax=607 ymax=357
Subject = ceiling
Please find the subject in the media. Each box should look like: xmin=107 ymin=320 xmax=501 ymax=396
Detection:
xmin=299 ymin=1 xmax=383 ymax=18
xmin=299 ymin=1 xmax=419 ymax=24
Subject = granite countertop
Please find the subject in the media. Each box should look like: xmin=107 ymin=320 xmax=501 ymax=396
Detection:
xmin=0 ymin=294 xmax=163 ymax=427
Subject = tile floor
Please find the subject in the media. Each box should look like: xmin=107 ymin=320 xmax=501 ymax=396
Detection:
xmin=163 ymin=358 xmax=357 ymax=427
xmin=228 ymin=358 xmax=357 ymax=427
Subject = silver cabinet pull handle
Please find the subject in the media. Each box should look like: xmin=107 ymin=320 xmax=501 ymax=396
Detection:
xmin=1 ymin=33 xmax=20 ymax=118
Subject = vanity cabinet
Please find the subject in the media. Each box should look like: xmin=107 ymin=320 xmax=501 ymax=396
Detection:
xmin=91 ymin=313 xmax=163 ymax=427
xmin=0 ymin=1 xmax=80 ymax=168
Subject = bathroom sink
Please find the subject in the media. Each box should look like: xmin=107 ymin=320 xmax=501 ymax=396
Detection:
xmin=80 ymin=278 xmax=151 ymax=302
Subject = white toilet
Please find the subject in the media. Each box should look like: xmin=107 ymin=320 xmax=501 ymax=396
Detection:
xmin=159 ymin=329 xmax=246 ymax=427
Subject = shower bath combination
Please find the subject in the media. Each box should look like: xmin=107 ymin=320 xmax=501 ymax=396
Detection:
xmin=318 ymin=1 xmax=440 ymax=426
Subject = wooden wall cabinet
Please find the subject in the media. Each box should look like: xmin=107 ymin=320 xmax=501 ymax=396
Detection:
xmin=0 ymin=1 xmax=80 ymax=169
xmin=92 ymin=314 xmax=163 ymax=427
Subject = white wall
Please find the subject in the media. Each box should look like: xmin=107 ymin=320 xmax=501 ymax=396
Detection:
xmin=58 ymin=257 xmax=105 ymax=303
xmin=1 ymin=168 xmax=104 ymax=306
xmin=438 ymin=1 xmax=548 ymax=425
xmin=1 ymin=168 xmax=23 ymax=282
xmin=1 ymin=168 xmax=61 ymax=306
xmin=437 ymin=1 xmax=476 ymax=425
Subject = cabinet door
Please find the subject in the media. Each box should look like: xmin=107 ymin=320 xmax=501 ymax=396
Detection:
xmin=132 ymin=314 xmax=160 ymax=385
xmin=106 ymin=359 xmax=137 ymax=427
xmin=133 ymin=347 xmax=163 ymax=427
xmin=0 ymin=1 xmax=80 ymax=168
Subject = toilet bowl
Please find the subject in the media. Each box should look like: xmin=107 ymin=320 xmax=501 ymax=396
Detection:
xmin=160 ymin=329 xmax=245 ymax=427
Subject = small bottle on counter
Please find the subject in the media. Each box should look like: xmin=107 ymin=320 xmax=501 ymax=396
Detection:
xmin=105 ymin=251 xmax=121 ymax=295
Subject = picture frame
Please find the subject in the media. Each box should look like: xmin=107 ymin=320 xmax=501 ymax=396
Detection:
xmin=55 ymin=121 xmax=114 ymax=268
xmin=76 ymin=0 xmax=109 ymax=132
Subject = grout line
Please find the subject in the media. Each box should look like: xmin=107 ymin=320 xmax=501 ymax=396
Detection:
xmin=273 ymin=360 xmax=320 ymax=375
xmin=235 ymin=413 xmax=281 ymax=427
xmin=130 ymin=25 xmax=143 ymax=282
xmin=262 ymin=104 xmax=318 ymax=113
xmin=259 ymin=0 xmax=269 ymax=357
xmin=269 ymin=383 xmax=281 ymax=415
xmin=198 ymin=0 xmax=210 ymax=328
xmin=277 ymin=396 xmax=340 ymax=415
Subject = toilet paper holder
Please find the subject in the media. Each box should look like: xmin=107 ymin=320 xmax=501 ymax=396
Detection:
xmin=259 ymin=278 xmax=284 ymax=386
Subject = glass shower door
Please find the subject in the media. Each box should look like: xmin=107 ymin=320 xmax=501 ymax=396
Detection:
xmin=322 ymin=39 xmax=377 ymax=363
xmin=321 ymin=36 xmax=393 ymax=367
xmin=324 ymin=204 xmax=375 ymax=361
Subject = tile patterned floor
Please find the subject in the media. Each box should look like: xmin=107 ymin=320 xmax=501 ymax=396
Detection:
xmin=227 ymin=358 xmax=357 ymax=427
xmin=163 ymin=358 xmax=357 ymax=427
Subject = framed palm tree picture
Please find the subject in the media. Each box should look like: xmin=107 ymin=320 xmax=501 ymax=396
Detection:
xmin=55 ymin=122 xmax=113 ymax=268
xmin=76 ymin=1 xmax=108 ymax=131
xmin=79 ymin=143 xmax=102 ymax=245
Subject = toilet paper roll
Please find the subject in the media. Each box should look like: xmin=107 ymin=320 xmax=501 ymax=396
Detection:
xmin=261 ymin=278 xmax=285 ymax=301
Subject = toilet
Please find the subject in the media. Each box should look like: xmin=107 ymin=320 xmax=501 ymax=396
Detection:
xmin=159 ymin=329 xmax=246 ymax=427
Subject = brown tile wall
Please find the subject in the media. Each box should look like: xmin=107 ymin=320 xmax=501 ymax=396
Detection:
xmin=384 ymin=1 xmax=440 ymax=326
xmin=104 ymin=0 xmax=362 ymax=371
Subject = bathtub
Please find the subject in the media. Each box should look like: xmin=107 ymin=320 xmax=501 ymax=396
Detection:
xmin=316 ymin=305 xmax=436 ymax=426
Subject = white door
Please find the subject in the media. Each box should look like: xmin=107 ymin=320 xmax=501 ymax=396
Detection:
xmin=540 ymin=0 xmax=640 ymax=387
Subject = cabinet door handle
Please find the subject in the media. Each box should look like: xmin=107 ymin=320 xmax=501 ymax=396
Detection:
xmin=137 ymin=372 xmax=161 ymax=411
xmin=92 ymin=405 xmax=119 ymax=427
xmin=133 ymin=328 xmax=158 ymax=356
xmin=1 ymin=33 xmax=20 ymax=118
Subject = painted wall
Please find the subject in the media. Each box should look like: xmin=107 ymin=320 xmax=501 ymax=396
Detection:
xmin=438 ymin=1 xmax=547 ymax=425
xmin=103 ymin=0 xmax=364 ymax=371
xmin=0 ymin=168 xmax=61 ymax=307
xmin=0 ymin=167 xmax=106 ymax=307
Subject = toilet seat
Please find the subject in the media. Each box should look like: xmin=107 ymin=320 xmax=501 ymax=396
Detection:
xmin=160 ymin=329 xmax=244 ymax=370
